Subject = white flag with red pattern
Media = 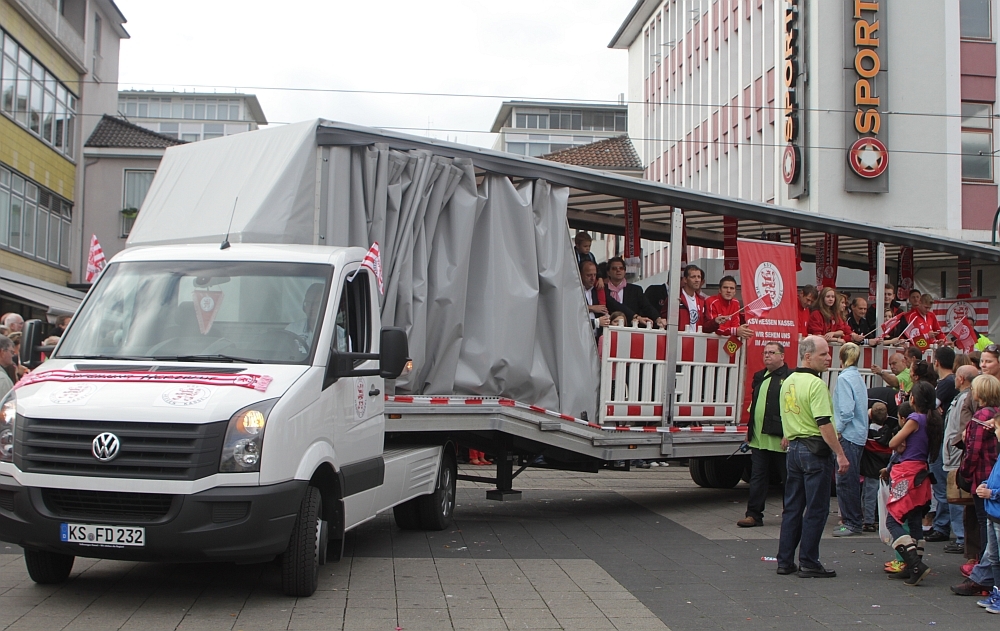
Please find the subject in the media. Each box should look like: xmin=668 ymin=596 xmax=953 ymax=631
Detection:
xmin=85 ymin=234 xmax=106 ymax=283
xmin=351 ymin=242 xmax=383 ymax=294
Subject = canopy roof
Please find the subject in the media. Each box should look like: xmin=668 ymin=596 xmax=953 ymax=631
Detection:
xmin=316 ymin=121 xmax=1000 ymax=269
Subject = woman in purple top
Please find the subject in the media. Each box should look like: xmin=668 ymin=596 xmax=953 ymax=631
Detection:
xmin=884 ymin=381 xmax=943 ymax=585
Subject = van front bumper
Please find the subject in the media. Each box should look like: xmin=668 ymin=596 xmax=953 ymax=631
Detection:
xmin=0 ymin=475 xmax=307 ymax=563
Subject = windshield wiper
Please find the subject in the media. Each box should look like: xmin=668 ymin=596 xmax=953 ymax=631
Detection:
xmin=149 ymin=354 xmax=264 ymax=364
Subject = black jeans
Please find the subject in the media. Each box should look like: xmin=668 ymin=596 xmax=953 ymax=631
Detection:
xmin=976 ymin=496 xmax=989 ymax=559
xmin=746 ymin=447 xmax=786 ymax=522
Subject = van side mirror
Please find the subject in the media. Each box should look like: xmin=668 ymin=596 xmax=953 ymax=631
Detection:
xmin=322 ymin=327 xmax=410 ymax=388
xmin=379 ymin=327 xmax=408 ymax=379
xmin=22 ymin=319 xmax=48 ymax=369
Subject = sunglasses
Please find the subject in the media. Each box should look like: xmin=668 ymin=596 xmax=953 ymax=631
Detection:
xmin=987 ymin=345 xmax=1000 ymax=354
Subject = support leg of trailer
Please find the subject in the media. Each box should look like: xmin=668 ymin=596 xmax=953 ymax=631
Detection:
xmin=486 ymin=449 xmax=522 ymax=501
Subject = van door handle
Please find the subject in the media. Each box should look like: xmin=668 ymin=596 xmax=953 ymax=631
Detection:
xmin=368 ymin=387 xmax=381 ymax=397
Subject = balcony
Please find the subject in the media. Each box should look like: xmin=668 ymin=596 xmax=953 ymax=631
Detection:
xmin=10 ymin=0 xmax=86 ymax=72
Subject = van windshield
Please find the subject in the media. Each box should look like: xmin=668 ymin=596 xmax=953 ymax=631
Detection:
xmin=57 ymin=260 xmax=332 ymax=365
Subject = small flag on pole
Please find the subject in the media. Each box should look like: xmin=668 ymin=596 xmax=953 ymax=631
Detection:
xmin=85 ymin=234 xmax=106 ymax=283
xmin=744 ymin=294 xmax=774 ymax=317
xmin=880 ymin=312 xmax=904 ymax=336
xmin=950 ymin=321 xmax=977 ymax=353
xmin=350 ymin=242 xmax=384 ymax=294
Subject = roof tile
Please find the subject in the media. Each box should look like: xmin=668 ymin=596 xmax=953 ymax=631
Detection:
xmin=541 ymin=135 xmax=643 ymax=171
xmin=85 ymin=115 xmax=186 ymax=149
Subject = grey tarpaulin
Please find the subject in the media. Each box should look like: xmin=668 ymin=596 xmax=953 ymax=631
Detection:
xmin=128 ymin=120 xmax=599 ymax=418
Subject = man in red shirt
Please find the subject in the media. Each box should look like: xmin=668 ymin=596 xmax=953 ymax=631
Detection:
xmin=663 ymin=264 xmax=708 ymax=331
xmin=906 ymin=293 xmax=947 ymax=345
xmin=797 ymin=285 xmax=818 ymax=338
xmin=704 ymin=276 xmax=754 ymax=339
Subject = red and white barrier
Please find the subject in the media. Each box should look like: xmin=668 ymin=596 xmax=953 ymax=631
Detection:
xmin=674 ymin=333 xmax=744 ymax=424
xmin=598 ymin=328 xmax=745 ymax=427
xmin=599 ymin=327 xmax=668 ymax=424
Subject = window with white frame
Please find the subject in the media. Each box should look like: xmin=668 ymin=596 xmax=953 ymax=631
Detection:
xmin=962 ymin=102 xmax=993 ymax=181
xmin=0 ymin=28 xmax=77 ymax=158
xmin=122 ymin=170 xmax=154 ymax=237
xmin=0 ymin=166 xmax=71 ymax=268
xmin=961 ymin=0 xmax=992 ymax=40
xmin=118 ymin=95 xmax=242 ymax=122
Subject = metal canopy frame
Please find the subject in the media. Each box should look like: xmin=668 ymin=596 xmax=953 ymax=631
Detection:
xmin=315 ymin=121 xmax=1000 ymax=267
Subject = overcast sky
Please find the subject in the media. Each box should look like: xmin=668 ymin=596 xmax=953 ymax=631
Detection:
xmin=113 ymin=0 xmax=636 ymax=147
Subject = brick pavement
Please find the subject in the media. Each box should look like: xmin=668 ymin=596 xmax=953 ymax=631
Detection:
xmin=0 ymin=466 xmax=995 ymax=631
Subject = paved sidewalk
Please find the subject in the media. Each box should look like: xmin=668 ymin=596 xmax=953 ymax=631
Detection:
xmin=0 ymin=466 xmax=993 ymax=631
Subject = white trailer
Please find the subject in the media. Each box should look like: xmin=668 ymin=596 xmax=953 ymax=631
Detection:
xmin=1 ymin=120 xmax=997 ymax=596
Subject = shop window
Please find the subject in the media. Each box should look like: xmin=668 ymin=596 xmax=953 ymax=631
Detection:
xmin=962 ymin=102 xmax=994 ymax=181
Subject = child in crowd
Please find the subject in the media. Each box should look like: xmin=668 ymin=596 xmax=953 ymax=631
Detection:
xmin=883 ymin=381 xmax=943 ymax=586
xmin=881 ymin=401 xmax=912 ymax=577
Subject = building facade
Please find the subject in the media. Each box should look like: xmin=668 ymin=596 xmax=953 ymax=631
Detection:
xmin=81 ymin=114 xmax=182 ymax=264
xmin=0 ymin=0 xmax=125 ymax=317
xmin=611 ymin=0 xmax=998 ymax=251
xmin=491 ymin=100 xmax=629 ymax=157
xmin=118 ymin=90 xmax=267 ymax=143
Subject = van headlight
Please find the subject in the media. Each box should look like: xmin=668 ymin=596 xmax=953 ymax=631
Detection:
xmin=220 ymin=399 xmax=277 ymax=473
xmin=0 ymin=393 xmax=15 ymax=463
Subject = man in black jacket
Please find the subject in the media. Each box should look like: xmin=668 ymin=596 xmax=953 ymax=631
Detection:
xmin=738 ymin=341 xmax=791 ymax=527
xmin=605 ymin=257 xmax=659 ymax=326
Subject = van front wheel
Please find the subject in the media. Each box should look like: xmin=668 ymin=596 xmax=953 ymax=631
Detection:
xmin=24 ymin=549 xmax=74 ymax=584
xmin=281 ymin=486 xmax=322 ymax=597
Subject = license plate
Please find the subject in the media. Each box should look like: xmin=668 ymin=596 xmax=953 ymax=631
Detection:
xmin=60 ymin=523 xmax=145 ymax=547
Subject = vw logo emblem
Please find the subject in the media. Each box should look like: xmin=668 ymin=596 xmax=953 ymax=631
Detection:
xmin=91 ymin=432 xmax=120 ymax=462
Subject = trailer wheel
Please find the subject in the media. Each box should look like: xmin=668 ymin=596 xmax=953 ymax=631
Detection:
xmin=417 ymin=449 xmax=456 ymax=530
xmin=689 ymin=458 xmax=710 ymax=488
xmin=23 ymin=549 xmax=74 ymax=584
xmin=703 ymin=457 xmax=746 ymax=489
xmin=281 ymin=486 xmax=322 ymax=597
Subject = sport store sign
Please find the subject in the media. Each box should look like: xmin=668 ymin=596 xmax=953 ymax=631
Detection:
xmin=845 ymin=0 xmax=889 ymax=191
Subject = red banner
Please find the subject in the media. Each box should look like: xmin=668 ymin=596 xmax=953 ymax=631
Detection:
xmin=814 ymin=239 xmax=824 ymax=288
xmin=738 ymin=238 xmax=801 ymax=421
xmin=820 ymin=234 xmax=839 ymax=289
xmin=623 ymin=199 xmax=641 ymax=259
xmin=680 ymin=213 xmax=688 ymax=267
xmin=932 ymin=298 xmax=990 ymax=338
xmin=724 ymin=217 xmax=739 ymax=270
xmin=897 ymin=247 xmax=914 ymax=300
xmin=790 ymin=228 xmax=803 ymax=271
xmin=958 ymin=257 xmax=972 ymax=298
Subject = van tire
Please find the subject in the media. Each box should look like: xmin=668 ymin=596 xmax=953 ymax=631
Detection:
xmin=417 ymin=449 xmax=456 ymax=530
xmin=23 ymin=549 xmax=74 ymax=584
xmin=281 ymin=486 xmax=322 ymax=597
xmin=689 ymin=458 xmax=710 ymax=488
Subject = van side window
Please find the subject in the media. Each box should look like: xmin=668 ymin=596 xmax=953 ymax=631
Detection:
xmin=333 ymin=270 xmax=372 ymax=356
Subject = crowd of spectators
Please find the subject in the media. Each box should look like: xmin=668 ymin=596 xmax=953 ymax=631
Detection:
xmin=0 ymin=312 xmax=70 ymax=398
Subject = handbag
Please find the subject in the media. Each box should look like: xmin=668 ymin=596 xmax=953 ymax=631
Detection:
xmin=948 ymin=469 xmax=974 ymax=505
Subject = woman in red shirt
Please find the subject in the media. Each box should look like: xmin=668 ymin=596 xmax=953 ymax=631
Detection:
xmin=807 ymin=287 xmax=851 ymax=342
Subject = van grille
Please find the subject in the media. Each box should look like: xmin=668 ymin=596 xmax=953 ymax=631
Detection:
xmin=42 ymin=488 xmax=174 ymax=521
xmin=14 ymin=417 xmax=228 ymax=480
